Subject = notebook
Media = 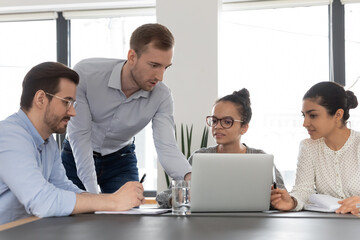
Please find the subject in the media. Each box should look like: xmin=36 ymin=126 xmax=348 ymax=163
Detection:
xmin=190 ymin=153 xmax=274 ymax=212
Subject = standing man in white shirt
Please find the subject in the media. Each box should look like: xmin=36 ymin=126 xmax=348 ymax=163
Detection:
xmin=61 ymin=23 xmax=191 ymax=194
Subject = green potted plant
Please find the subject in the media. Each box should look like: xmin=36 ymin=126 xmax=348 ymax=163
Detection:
xmin=164 ymin=124 xmax=209 ymax=187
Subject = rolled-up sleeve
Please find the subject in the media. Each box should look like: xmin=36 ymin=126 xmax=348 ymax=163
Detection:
xmin=24 ymin=183 xmax=77 ymax=218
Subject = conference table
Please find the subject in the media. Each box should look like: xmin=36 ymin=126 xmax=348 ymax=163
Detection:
xmin=1 ymin=210 xmax=359 ymax=240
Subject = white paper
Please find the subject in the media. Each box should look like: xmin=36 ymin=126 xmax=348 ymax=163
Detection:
xmin=95 ymin=208 xmax=170 ymax=215
xmin=304 ymin=194 xmax=341 ymax=212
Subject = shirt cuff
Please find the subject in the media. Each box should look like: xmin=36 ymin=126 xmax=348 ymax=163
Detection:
xmin=289 ymin=194 xmax=305 ymax=211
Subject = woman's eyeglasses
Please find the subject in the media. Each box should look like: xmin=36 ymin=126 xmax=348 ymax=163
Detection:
xmin=206 ymin=116 xmax=243 ymax=129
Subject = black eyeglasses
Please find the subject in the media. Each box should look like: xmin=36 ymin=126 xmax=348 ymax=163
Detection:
xmin=206 ymin=116 xmax=243 ymax=129
xmin=45 ymin=92 xmax=76 ymax=110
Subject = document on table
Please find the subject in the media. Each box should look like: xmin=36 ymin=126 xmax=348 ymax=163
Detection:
xmin=304 ymin=194 xmax=341 ymax=212
xmin=95 ymin=208 xmax=171 ymax=215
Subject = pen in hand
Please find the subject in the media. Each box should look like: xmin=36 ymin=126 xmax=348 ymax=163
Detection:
xmin=272 ymin=166 xmax=277 ymax=189
xmin=140 ymin=173 xmax=146 ymax=183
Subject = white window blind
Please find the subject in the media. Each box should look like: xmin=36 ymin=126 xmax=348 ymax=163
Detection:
xmin=340 ymin=0 xmax=360 ymax=3
xmin=63 ymin=7 xmax=155 ymax=19
xmin=223 ymin=0 xmax=332 ymax=11
xmin=0 ymin=12 xmax=58 ymax=22
xmin=0 ymin=1 xmax=155 ymax=15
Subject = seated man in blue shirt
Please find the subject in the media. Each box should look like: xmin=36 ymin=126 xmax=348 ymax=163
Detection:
xmin=0 ymin=62 xmax=145 ymax=225
xmin=61 ymin=23 xmax=192 ymax=194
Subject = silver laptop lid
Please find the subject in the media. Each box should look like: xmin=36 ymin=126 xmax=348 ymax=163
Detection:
xmin=191 ymin=153 xmax=274 ymax=212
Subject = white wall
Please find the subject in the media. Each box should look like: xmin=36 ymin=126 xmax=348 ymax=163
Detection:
xmin=156 ymin=0 xmax=220 ymax=191
xmin=157 ymin=0 xmax=219 ymax=152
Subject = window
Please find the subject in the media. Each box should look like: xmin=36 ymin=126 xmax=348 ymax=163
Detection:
xmin=70 ymin=15 xmax=158 ymax=191
xmin=345 ymin=3 xmax=360 ymax=129
xmin=0 ymin=20 xmax=56 ymax=120
xmin=220 ymin=5 xmax=329 ymax=190
xmin=71 ymin=16 xmax=155 ymax=65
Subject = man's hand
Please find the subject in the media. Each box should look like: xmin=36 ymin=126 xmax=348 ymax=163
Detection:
xmin=110 ymin=181 xmax=145 ymax=211
xmin=73 ymin=181 xmax=144 ymax=214
xmin=184 ymin=172 xmax=191 ymax=181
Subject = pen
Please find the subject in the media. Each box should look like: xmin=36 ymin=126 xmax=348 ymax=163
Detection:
xmin=140 ymin=173 xmax=146 ymax=183
xmin=272 ymin=166 xmax=277 ymax=189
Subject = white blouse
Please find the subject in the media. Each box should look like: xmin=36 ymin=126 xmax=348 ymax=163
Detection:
xmin=290 ymin=129 xmax=360 ymax=211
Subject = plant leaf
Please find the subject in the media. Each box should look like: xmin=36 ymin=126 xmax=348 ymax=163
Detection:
xmin=186 ymin=125 xmax=193 ymax=159
xmin=201 ymin=125 xmax=209 ymax=148
xmin=181 ymin=123 xmax=185 ymax=155
xmin=164 ymin=172 xmax=170 ymax=188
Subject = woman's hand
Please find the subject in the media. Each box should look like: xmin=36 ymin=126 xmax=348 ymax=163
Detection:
xmin=270 ymin=188 xmax=297 ymax=211
xmin=336 ymin=196 xmax=360 ymax=216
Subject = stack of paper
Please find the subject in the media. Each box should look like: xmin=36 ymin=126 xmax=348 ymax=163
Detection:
xmin=304 ymin=194 xmax=341 ymax=212
xmin=95 ymin=208 xmax=170 ymax=215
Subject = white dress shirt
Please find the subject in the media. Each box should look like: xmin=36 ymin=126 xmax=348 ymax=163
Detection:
xmin=67 ymin=58 xmax=191 ymax=193
xmin=291 ymin=129 xmax=360 ymax=211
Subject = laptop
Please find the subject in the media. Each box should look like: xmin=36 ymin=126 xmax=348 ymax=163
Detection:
xmin=190 ymin=153 xmax=274 ymax=212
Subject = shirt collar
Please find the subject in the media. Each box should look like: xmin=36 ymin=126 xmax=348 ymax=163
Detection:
xmin=17 ymin=109 xmax=48 ymax=152
xmin=108 ymin=61 xmax=124 ymax=90
xmin=107 ymin=61 xmax=150 ymax=100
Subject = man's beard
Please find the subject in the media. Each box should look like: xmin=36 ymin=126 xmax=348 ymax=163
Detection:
xmin=44 ymin=106 xmax=70 ymax=134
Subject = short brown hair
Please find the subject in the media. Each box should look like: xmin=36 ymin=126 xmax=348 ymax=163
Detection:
xmin=130 ymin=23 xmax=174 ymax=56
xmin=20 ymin=62 xmax=79 ymax=111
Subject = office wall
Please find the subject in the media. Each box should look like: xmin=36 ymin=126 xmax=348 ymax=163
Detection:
xmin=157 ymin=0 xmax=219 ymax=150
xmin=156 ymin=0 xmax=220 ymax=191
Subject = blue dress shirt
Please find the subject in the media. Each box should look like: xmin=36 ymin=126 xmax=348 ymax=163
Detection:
xmin=67 ymin=58 xmax=192 ymax=193
xmin=0 ymin=110 xmax=83 ymax=225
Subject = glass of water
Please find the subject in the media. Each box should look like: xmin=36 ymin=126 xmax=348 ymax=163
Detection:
xmin=171 ymin=180 xmax=191 ymax=215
